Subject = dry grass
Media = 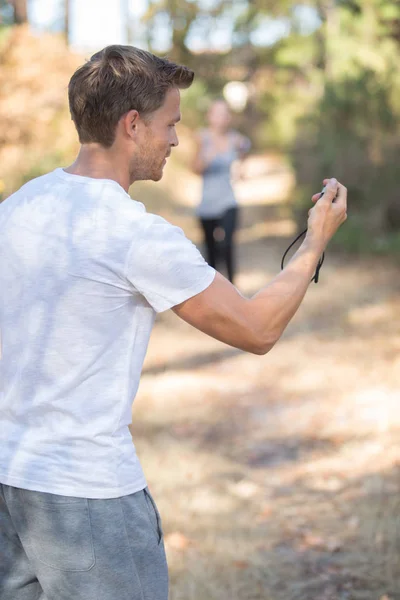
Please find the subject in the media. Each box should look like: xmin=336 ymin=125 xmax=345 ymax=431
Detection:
xmin=131 ymin=158 xmax=400 ymax=600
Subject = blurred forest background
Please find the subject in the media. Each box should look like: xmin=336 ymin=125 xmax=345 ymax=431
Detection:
xmin=1 ymin=0 xmax=400 ymax=251
xmin=1 ymin=2 xmax=400 ymax=600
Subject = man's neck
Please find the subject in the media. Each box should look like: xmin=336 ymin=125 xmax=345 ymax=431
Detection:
xmin=65 ymin=145 xmax=131 ymax=192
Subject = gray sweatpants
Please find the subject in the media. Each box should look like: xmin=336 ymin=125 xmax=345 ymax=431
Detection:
xmin=0 ymin=483 xmax=169 ymax=600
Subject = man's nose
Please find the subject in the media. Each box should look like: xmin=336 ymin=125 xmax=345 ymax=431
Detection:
xmin=171 ymin=130 xmax=179 ymax=147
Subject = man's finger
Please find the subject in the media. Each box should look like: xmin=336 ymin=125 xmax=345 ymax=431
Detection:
xmin=333 ymin=182 xmax=347 ymax=210
xmin=319 ymin=177 xmax=338 ymax=203
xmin=311 ymin=177 xmax=339 ymax=204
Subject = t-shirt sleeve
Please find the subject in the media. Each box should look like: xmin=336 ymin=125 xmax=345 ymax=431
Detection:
xmin=125 ymin=213 xmax=216 ymax=313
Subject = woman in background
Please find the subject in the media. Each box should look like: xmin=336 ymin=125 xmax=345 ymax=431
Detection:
xmin=192 ymin=99 xmax=250 ymax=284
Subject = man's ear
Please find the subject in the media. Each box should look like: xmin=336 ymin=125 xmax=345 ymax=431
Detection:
xmin=123 ymin=109 xmax=140 ymax=141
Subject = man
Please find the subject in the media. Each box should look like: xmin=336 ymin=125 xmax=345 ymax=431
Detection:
xmin=0 ymin=45 xmax=347 ymax=600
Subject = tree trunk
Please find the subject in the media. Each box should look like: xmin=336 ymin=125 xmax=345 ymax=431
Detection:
xmin=316 ymin=0 xmax=339 ymax=80
xmin=64 ymin=0 xmax=69 ymax=45
xmin=121 ymin=0 xmax=131 ymax=44
xmin=11 ymin=0 xmax=28 ymax=24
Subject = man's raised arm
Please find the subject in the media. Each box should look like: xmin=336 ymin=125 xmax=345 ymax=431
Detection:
xmin=173 ymin=178 xmax=347 ymax=355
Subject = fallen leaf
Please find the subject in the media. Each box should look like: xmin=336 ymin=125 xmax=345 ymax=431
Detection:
xmin=164 ymin=532 xmax=192 ymax=551
xmin=257 ymin=504 xmax=273 ymax=521
xmin=233 ymin=560 xmax=249 ymax=569
xmin=300 ymin=532 xmax=324 ymax=549
xmin=297 ymin=531 xmax=342 ymax=553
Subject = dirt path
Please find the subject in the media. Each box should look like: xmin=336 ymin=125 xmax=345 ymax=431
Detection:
xmin=132 ymin=156 xmax=400 ymax=600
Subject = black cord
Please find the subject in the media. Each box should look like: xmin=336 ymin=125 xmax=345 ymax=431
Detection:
xmin=281 ymin=228 xmax=325 ymax=284
xmin=281 ymin=187 xmax=330 ymax=283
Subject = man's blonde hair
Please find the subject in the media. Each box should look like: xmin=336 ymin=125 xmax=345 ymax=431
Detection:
xmin=68 ymin=45 xmax=194 ymax=147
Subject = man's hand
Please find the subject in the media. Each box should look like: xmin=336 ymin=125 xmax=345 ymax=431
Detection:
xmin=306 ymin=177 xmax=347 ymax=253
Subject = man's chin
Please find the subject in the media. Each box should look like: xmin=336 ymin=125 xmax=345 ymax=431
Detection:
xmin=150 ymin=168 xmax=164 ymax=182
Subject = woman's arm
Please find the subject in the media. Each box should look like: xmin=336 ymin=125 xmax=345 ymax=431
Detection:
xmin=233 ymin=132 xmax=251 ymax=180
xmin=235 ymin=132 xmax=251 ymax=160
xmin=192 ymin=132 xmax=217 ymax=175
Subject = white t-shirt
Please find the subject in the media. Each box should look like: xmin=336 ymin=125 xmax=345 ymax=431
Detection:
xmin=0 ymin=168 xmax=215 ymax=498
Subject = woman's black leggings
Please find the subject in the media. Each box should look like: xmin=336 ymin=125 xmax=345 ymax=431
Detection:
xmin=200 ymin=207 xmax=238 ymax=284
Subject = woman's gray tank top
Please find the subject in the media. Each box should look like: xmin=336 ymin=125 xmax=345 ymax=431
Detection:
xmin=196 ymin=130 xmax=238 ymax=219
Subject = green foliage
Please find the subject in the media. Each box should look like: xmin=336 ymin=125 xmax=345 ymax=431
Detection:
xmin=20 ymin=151 xmax=66 ymax=185
xmin=332 ymin=217 xmax=400 ymax=255
xmin=138 ymin=1 xmax=400 ymax=252
xmin=1 ymin=0 xmax=399 ymax=254
xmin=287 ymin=0 xmax=400 ymax=251
xmin=180 ymin=78 xmax=212 ymax=128
xmin=0 ymin=23 xmax=12 ymax=47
